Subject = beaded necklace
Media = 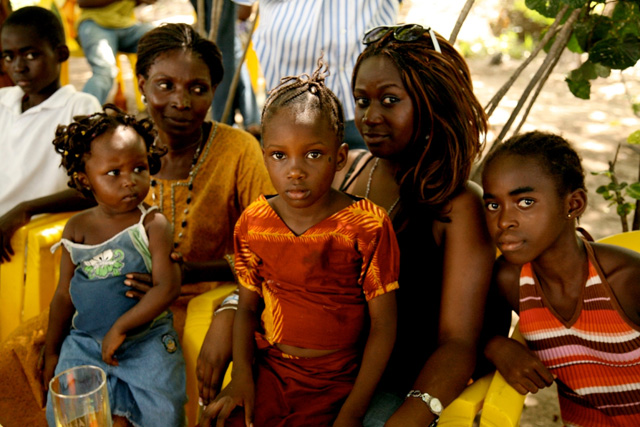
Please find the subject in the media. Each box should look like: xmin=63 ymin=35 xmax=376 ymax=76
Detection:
xmin=150 ymin=122 xmax=219 ymax=249
xmin=365 ymin=157 xmax=401 ymax=216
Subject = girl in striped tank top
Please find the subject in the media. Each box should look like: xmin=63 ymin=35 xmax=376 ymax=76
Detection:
xmin=481 ymin=131 xmax=640 ymax=426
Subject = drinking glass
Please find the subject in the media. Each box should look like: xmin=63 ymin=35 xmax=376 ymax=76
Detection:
xmin=49 ymin=365 xmax=112 ymax=427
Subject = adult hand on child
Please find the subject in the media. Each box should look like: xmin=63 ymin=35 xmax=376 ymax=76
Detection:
xmin=0 ymin=205 xmax=30 ymax=263
xmin=125 ymin=251 xmax=186 ymax=298
xmin=197 ymin=309 xmax=234 ymax=405
xmin=199 ymin=376 xmax=255 ymax=427
xmin=492 ymin=337 xmax=555 ymax=395
xmin=102 ymin=326 xmax=127 ymax=366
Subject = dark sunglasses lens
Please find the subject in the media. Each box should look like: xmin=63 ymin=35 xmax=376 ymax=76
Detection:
xmin=363 ymin=26 xmax=391 ymax=44
xmin=395 ymin=24 xmax=425 ymax=42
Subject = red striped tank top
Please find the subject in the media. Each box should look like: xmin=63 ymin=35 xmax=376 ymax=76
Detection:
xmin=519 ymin=242 xmax=640 ymax=426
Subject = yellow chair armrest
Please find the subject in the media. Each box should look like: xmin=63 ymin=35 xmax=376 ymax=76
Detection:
xmin=439 ymin=373 xmax=493 ymax=426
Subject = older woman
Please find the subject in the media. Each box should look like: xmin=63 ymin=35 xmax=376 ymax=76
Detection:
xmin=0 ymin=23 xmax=272 ymax=426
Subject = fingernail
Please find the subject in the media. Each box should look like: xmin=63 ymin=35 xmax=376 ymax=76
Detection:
xmin=124 ymin=281 xmax=131 ymax=286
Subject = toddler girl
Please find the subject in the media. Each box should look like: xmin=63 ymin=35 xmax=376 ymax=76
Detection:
xmin=201 ymin=62 xmax=400 ymax=426
xmin=482 ymin=131 xmax=640 ymax=425
xmin=44 ymin=105 xmax=187 ymax=427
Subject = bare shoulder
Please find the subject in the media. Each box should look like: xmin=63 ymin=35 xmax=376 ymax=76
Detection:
xmin=436 ymin=181 xmax=488 ymax=241
xmin=142 ymin=207 xmax=171 ymax=236
xmin=332 ymin=148 xmax=371 ymax=191
xmin=591 ymin=242 xmax=640 ymax=323
xmin=62 ymin=209 xmax=95 ymax=242
xmin=493 ymin=256 xmax=522 ymax=312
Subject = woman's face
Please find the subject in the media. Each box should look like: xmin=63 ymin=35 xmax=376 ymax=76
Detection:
xmin=138 ymin=49 xmax=214 ymax=139
xmin=353 ymin=55 xmax=414 ymax=159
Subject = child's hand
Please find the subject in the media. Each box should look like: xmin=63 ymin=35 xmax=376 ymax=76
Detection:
xmin=493 ymin=338 xmax=555 ymax=395
xmin=102 ymin=326 xmax=127 ymax=366
xmin=199 ymin=375 xmax=255 ymax=427
xmin=41 ymin=352 xmax=59 ymax=391
xmin=0 ymin=207 xmax=30 ymax=263
xmin=197 ymin=310 xmax=234 ymax=405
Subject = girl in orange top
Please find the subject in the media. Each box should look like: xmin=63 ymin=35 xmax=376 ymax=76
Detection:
xmin=200 ymin=61 xmax=400 ymax=427
xmin=482 ymin=131 xmax=640 ymax=425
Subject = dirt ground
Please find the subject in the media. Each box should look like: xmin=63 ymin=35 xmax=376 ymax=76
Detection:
xmin=64 ymin=1 xmax=638 ymax=425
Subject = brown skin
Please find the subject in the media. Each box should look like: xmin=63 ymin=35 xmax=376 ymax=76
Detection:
xmin=482 ymin=154 xmax=640 ymax=395
xmin=200 ymin=107 xmax=398 ymax=427
xmin=335 ymin=53 xmax=495 ymax=426
xmin=42 ymin=129 xmax=181 ymax=387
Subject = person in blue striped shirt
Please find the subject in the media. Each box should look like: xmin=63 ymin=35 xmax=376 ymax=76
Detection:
xmin=233 ymin=0 xmax=399 ymax=150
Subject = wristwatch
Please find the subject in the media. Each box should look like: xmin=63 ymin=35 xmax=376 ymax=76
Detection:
xmin=406 ymin=389 xmax=442 ymax=426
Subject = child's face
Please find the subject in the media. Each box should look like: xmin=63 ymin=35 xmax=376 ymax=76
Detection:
xmin=78 ymin=126 xmax=151 ymax=215
xmin=353 ymin=55 xmax=414 ymax=160
xmin=1 ymin=25 xmax=60 ymax=96
xmin=262 ymin=107 xmax=347 ymax=210
xmin=137 ymin=49 xmax=214 ymax=139
xmin=482 ymin=154 xmax=569 ymax=265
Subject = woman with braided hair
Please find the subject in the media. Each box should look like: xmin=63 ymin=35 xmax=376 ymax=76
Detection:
xmin=201 ymin=60 xmax=401 ymax=427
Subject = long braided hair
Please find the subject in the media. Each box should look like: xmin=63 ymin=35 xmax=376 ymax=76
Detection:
xmin=353 ymin=28 xmax=487 ymax=219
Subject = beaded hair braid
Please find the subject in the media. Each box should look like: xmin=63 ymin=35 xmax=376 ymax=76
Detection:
xmin=52 ymin=104 xmax=164 ymax=197
xmin=261 ymin=58 xmax=345 ymax=143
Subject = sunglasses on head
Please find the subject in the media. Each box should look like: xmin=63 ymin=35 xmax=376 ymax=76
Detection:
xmin=362 ymin=24 xmax=442 ymax=53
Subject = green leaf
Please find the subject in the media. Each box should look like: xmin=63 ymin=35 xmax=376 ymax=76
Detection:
xmin=525 ymin=0 xmax=564 ymax=18
xmin=566 ymin=75 xmax=591 ymax=99
xmin=633 ymin=103 xmax=640 ymax=117
xmin=617 ymin=203 xmax=634 ymax=217
xmin=596 ymin=185 xmax=608 ymax=194
xmin=626 ymin=182 xmax=640 ymax=200
xmin=612 ymin=1 xmax=640 ymax=25
xmin=560 ymin=0 xmax=589 ymax=9
xmin=594 ymin=63 xmax=611 ymax=78
xmin=567 ymin=33 xmax=584 ymax=53
xmin=592 ymin=170 xmax=612 ymax=177
xmin=628 ymin=130 xmax=640 ymax=144
xmin=573 ymin=15 xmax=612 ymax=52
xmin=589 ymin=35 xmax=640 ymax=69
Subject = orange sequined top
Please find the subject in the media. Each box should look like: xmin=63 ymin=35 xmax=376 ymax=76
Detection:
xmin=234 ymin=195 xmax=400 ymax=350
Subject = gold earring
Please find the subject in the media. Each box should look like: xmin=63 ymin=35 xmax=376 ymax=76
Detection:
xmin=567 ymin=213 xmax=572 ymax=219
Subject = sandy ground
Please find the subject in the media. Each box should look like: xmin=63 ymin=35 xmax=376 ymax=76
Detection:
xmin=63 ymin=1 xmax=639 ymax=425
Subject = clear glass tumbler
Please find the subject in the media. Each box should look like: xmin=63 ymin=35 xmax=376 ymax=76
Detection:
xmin=49 ymin=365 xmax=112 ymax=427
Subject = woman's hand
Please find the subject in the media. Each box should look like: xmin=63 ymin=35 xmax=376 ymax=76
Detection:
xmin=125 ymin=251 xmax=186 ymax=298
xmin=0 ymin=206 xmax=30 ymax=263
xmin=102 ymin=326 xmax=127 ymax=366
xmin=491 ymin=337 xmax=555 ymax=395
xmin=199 ymin=375 xmax=255 ymax=427
xmin=197 ymin=309 xmax=235 ymax=405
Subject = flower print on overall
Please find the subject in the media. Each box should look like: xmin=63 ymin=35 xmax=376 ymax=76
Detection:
xmin=81 ymin=248 xmax=126 ymax=279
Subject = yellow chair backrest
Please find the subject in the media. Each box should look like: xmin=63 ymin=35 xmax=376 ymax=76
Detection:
xmin=596 ymin=230 xmax=640 ymax=252
xmin=0 ymin=212 xmax=73 ymax=341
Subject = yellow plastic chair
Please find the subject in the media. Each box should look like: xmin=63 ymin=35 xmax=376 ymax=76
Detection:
xmin=182 ymin=284 xmax=237 ymax=426
xmin=0 ymin=212 xmax=73 ymax=341
xmin=597 ymin=230 xmax=640 ymax=252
